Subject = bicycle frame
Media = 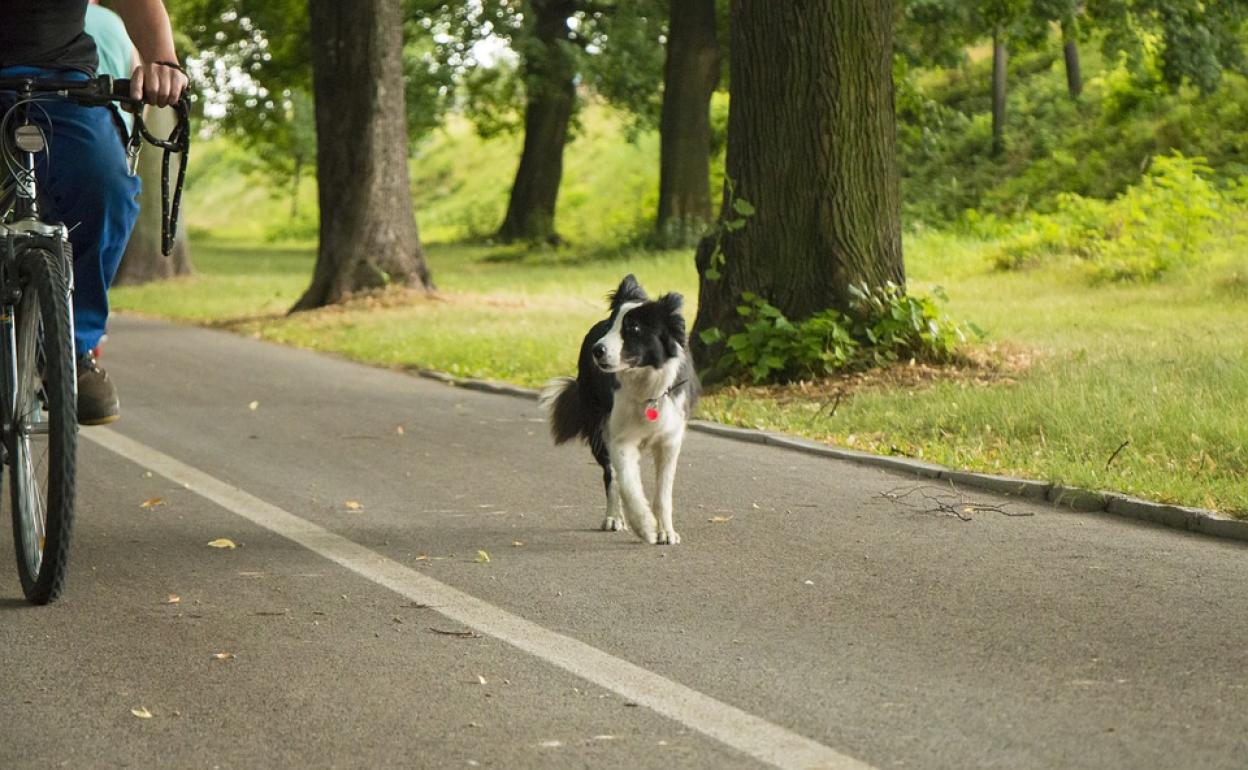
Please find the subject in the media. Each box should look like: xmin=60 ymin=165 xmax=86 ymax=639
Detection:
xmin=0 ymin=86 xmax=77 ymax=461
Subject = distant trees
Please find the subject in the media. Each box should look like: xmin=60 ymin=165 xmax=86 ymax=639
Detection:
xmin=495 ymin=0 xmax=578 ymax=243
xmin=1087 ymin=0 xmax=1248 ymax=93
xmin=691 ymin=0 xmax=904 ymax=373
xmin=655 ymin=0 xmax=720 ymax=247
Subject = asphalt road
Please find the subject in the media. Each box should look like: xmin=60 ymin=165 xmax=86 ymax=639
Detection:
xmin=1 ymin=315 xmax=1246 ymax=770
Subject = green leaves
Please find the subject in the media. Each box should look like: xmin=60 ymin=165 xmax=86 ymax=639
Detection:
xmin=707 ymin=284 xmax=971 ymax=384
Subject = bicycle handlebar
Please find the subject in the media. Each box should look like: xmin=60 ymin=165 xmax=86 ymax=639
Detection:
xmin=0 ymin=75 xmax=191 ymax=256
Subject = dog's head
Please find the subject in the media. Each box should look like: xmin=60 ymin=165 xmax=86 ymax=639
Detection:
xmin=592 ymin=275 xmax=687 ymax=372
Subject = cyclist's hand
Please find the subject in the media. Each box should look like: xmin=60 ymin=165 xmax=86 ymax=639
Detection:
xmin=128 ymin=62 xmax=188 ymax=108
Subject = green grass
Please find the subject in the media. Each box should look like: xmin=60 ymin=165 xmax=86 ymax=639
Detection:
xmin=111 ymin=234 xmax=1248 ymax=516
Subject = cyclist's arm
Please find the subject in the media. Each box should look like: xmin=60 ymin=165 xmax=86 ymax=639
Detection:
xmin=109 ymin=0 xmax=188 ymax=107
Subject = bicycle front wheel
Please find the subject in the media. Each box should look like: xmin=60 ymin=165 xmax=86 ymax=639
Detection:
xmin=8 ymin=246 xmax=77 ymax=604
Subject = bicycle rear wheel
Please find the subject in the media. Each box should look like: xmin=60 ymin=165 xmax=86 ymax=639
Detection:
xmin=8 ymin=246 xmax=77 ymax=604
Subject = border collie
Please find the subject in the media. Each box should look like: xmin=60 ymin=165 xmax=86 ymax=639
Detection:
xmin=539 ymin=275 xmax=700 ymax=544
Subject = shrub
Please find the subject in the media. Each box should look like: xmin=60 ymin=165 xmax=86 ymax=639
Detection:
xmin=989 ymin=152 xmax=1231 ymax=281
xmin=702 ymin=282 xmax=974 ymax=384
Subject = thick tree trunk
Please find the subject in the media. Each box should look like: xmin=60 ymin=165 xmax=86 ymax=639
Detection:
xmin=114 ymin=106 xmax=192 ymax=285
xmin=1061 ymin=18 xmax=1083 ymax=98
xmin=991 ymin=26 xmax=1008 ymax=156
xmin=293 ymin=0 xmax=432 ymax=312
xmin=495 ymin=0 xmax=577 ymax=244
xmin=654 ymin=0 xmax=719 ymax=248
xmin=691 ymin=0 xmax=904 ymax=374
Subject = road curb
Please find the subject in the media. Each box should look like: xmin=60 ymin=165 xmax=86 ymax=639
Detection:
xmin=413 ymin=369 xmax=1248 ymax=545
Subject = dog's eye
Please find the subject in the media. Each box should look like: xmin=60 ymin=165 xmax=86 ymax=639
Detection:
xmin=625 ymin=322 xmax=640 ymax=335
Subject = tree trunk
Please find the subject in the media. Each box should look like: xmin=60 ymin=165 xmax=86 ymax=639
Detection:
xmin=293 ymin=0 xmax=432 ymax=312
xmin=654 ymin=0 xmax=719 ymax=248
xmin=495 ymin=0 xmax=577 ymax=244
xmin=114 ymin=106 xmax=192 ymax=286
xmin=691 ymin=0 xmax=904 ymax=374
xmin=991 ymin=25 xmax=1008 ymax=157
xmin=1061 ymin=18 xmax=1083 ymax=98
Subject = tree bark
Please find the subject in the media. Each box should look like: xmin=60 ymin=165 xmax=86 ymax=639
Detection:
xmin=691 ymin=0 xmax=904 ymax=374
xmin=293 ymin=0 xmax=432 ymax=312
xmin=114 ymin=106 xmax=192 ymax=286
xmin=1061 ymin=18 xmax=1083 ymax=98
xmin=991 ymin=25 xmax=1008 ymax=156
xmin=654 ymin=0 xmax=719 ymax=248
xmin=495 ymin=0 xmax=577 ymax=244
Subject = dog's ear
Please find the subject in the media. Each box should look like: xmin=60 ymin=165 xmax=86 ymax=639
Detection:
xmin=658 ymin=292 xmax=687 ymax=354
xmin=608 ymin=274 xmax=648 ymax=310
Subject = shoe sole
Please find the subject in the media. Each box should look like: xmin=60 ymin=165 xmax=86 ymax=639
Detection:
xmin=79 ymin=413 xmax=120 ymax=427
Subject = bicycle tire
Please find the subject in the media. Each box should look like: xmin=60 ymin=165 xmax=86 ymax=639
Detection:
xmin=8 ymin=246 xmax=77 ymax=604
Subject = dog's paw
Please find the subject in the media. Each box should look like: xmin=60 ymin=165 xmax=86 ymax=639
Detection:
xmin=601 ymin=516 xmax=627 ymax=532
xmin=640 ymin=529 xmax=658 ymax=545
xmin=657 ymin=529 xmax=681 ymax=545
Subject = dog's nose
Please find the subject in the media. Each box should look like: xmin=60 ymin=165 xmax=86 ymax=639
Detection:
xmin=592 ymin=342 xmax=607 ymax=360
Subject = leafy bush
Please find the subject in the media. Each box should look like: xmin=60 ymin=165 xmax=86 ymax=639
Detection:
xmin=702 ymin=282 xmax=974 ymax=384
xmin=989 ymin=152 xmax=1233 ymax=281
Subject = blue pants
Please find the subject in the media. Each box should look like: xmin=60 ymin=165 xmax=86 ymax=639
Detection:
xmin=0 ymin=67 xmax=141 ymax=354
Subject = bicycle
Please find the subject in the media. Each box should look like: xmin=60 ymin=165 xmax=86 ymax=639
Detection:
xmin=0 ymin=74 xmax=189 ymax=604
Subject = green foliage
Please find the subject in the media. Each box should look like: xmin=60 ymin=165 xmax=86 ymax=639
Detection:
xmin=1087 ymin=0 xmax=1248 ymax=93
xmin=989 ymin=152 xmax=1235 ymax=281
xmin=899 ymin=29 xmax=1248 ymax=226
xmin=703 ymin=284 xmax=971 ymax=384
xmin=702 ymin=178 xmax=754 ymax=281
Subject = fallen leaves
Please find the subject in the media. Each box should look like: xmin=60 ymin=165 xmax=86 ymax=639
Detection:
xmin=248 ymin=401 xmax=259 ymax=411
xmin=511 ymin=540 xmax=525 ymax=547
xmin=139 ymin=497 xmax=165 ymax=510
xmin=206 ymin=538 xmax=237 ymax=549
xmin=164 ymin=594 xmax=181 ymax=605
xmin=708 ymin=515 xmax=734 ymax=524
xmin=344 ymin=500 xmax=363 ymax=511
xmin=130 ymin=707 xmax=154 ymax=719
xmin=210 ymin=652 xmax=236 ymax=661
xmin=474 ymin=550 xmax=490 ymax=564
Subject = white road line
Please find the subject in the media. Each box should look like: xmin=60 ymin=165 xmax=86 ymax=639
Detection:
xmin=85 ymin=427 xmax=875 ymax=770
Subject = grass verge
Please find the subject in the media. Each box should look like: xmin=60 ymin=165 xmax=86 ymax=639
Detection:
xmin=111 ymin=236 xmax=1248 ymax=516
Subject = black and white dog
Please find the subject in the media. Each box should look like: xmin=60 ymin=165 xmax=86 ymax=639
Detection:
xmin=540 ymin=275 xmax=699 ymax=544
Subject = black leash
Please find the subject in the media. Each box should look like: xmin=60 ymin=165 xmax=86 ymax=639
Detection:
xmin=126 ymin=95 xmax=190 ymax=256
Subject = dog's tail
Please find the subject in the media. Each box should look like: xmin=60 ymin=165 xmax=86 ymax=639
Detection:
xmin=538 ymin=377 xmax=584 ymax=445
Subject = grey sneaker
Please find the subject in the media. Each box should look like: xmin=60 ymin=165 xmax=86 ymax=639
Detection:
xmin=77 ymin=353 xmax=120 ymax=426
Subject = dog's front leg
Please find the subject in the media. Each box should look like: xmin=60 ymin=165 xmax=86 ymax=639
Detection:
xmin=610 ymin=442 xmax=657 ymax=544
xmin=603 ymin=476 xmax=626 ymax=532
xmin=652 ymin=437 xmax=683 ymax=544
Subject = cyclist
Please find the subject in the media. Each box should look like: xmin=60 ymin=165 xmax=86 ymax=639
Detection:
xmin=0 ymin=0 xmax=188 ymax=425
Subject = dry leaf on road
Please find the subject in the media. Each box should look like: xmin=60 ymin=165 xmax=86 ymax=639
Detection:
xmin=130 ymin=707 xmax=154 ymax=719
xmin=474 ymin=550 xmax=490 ymax=563
xmin=139 ymin=497 xmax=164 ymax=510
xmin=344 ymin=500 xmax=363 ymax=511
xmin=708 ymin=515 xmax=734 ymax=523
xmin=207 ymin=538 xmax=237 ymax=549
xmin=211 ymin=652 xmax=236 ymax=660
xmin=164 ymin=594 xmax=180 ymax=605
xmin=248 ymin=401 xmax=259 ymax=411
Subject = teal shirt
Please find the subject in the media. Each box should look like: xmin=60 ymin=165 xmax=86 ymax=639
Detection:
xmin=84 ymin=5 xmax=135 ymax=131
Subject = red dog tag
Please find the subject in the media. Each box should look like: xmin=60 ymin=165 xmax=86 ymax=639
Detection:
xmin=645 ymin=407 xmax=659 ymax=422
